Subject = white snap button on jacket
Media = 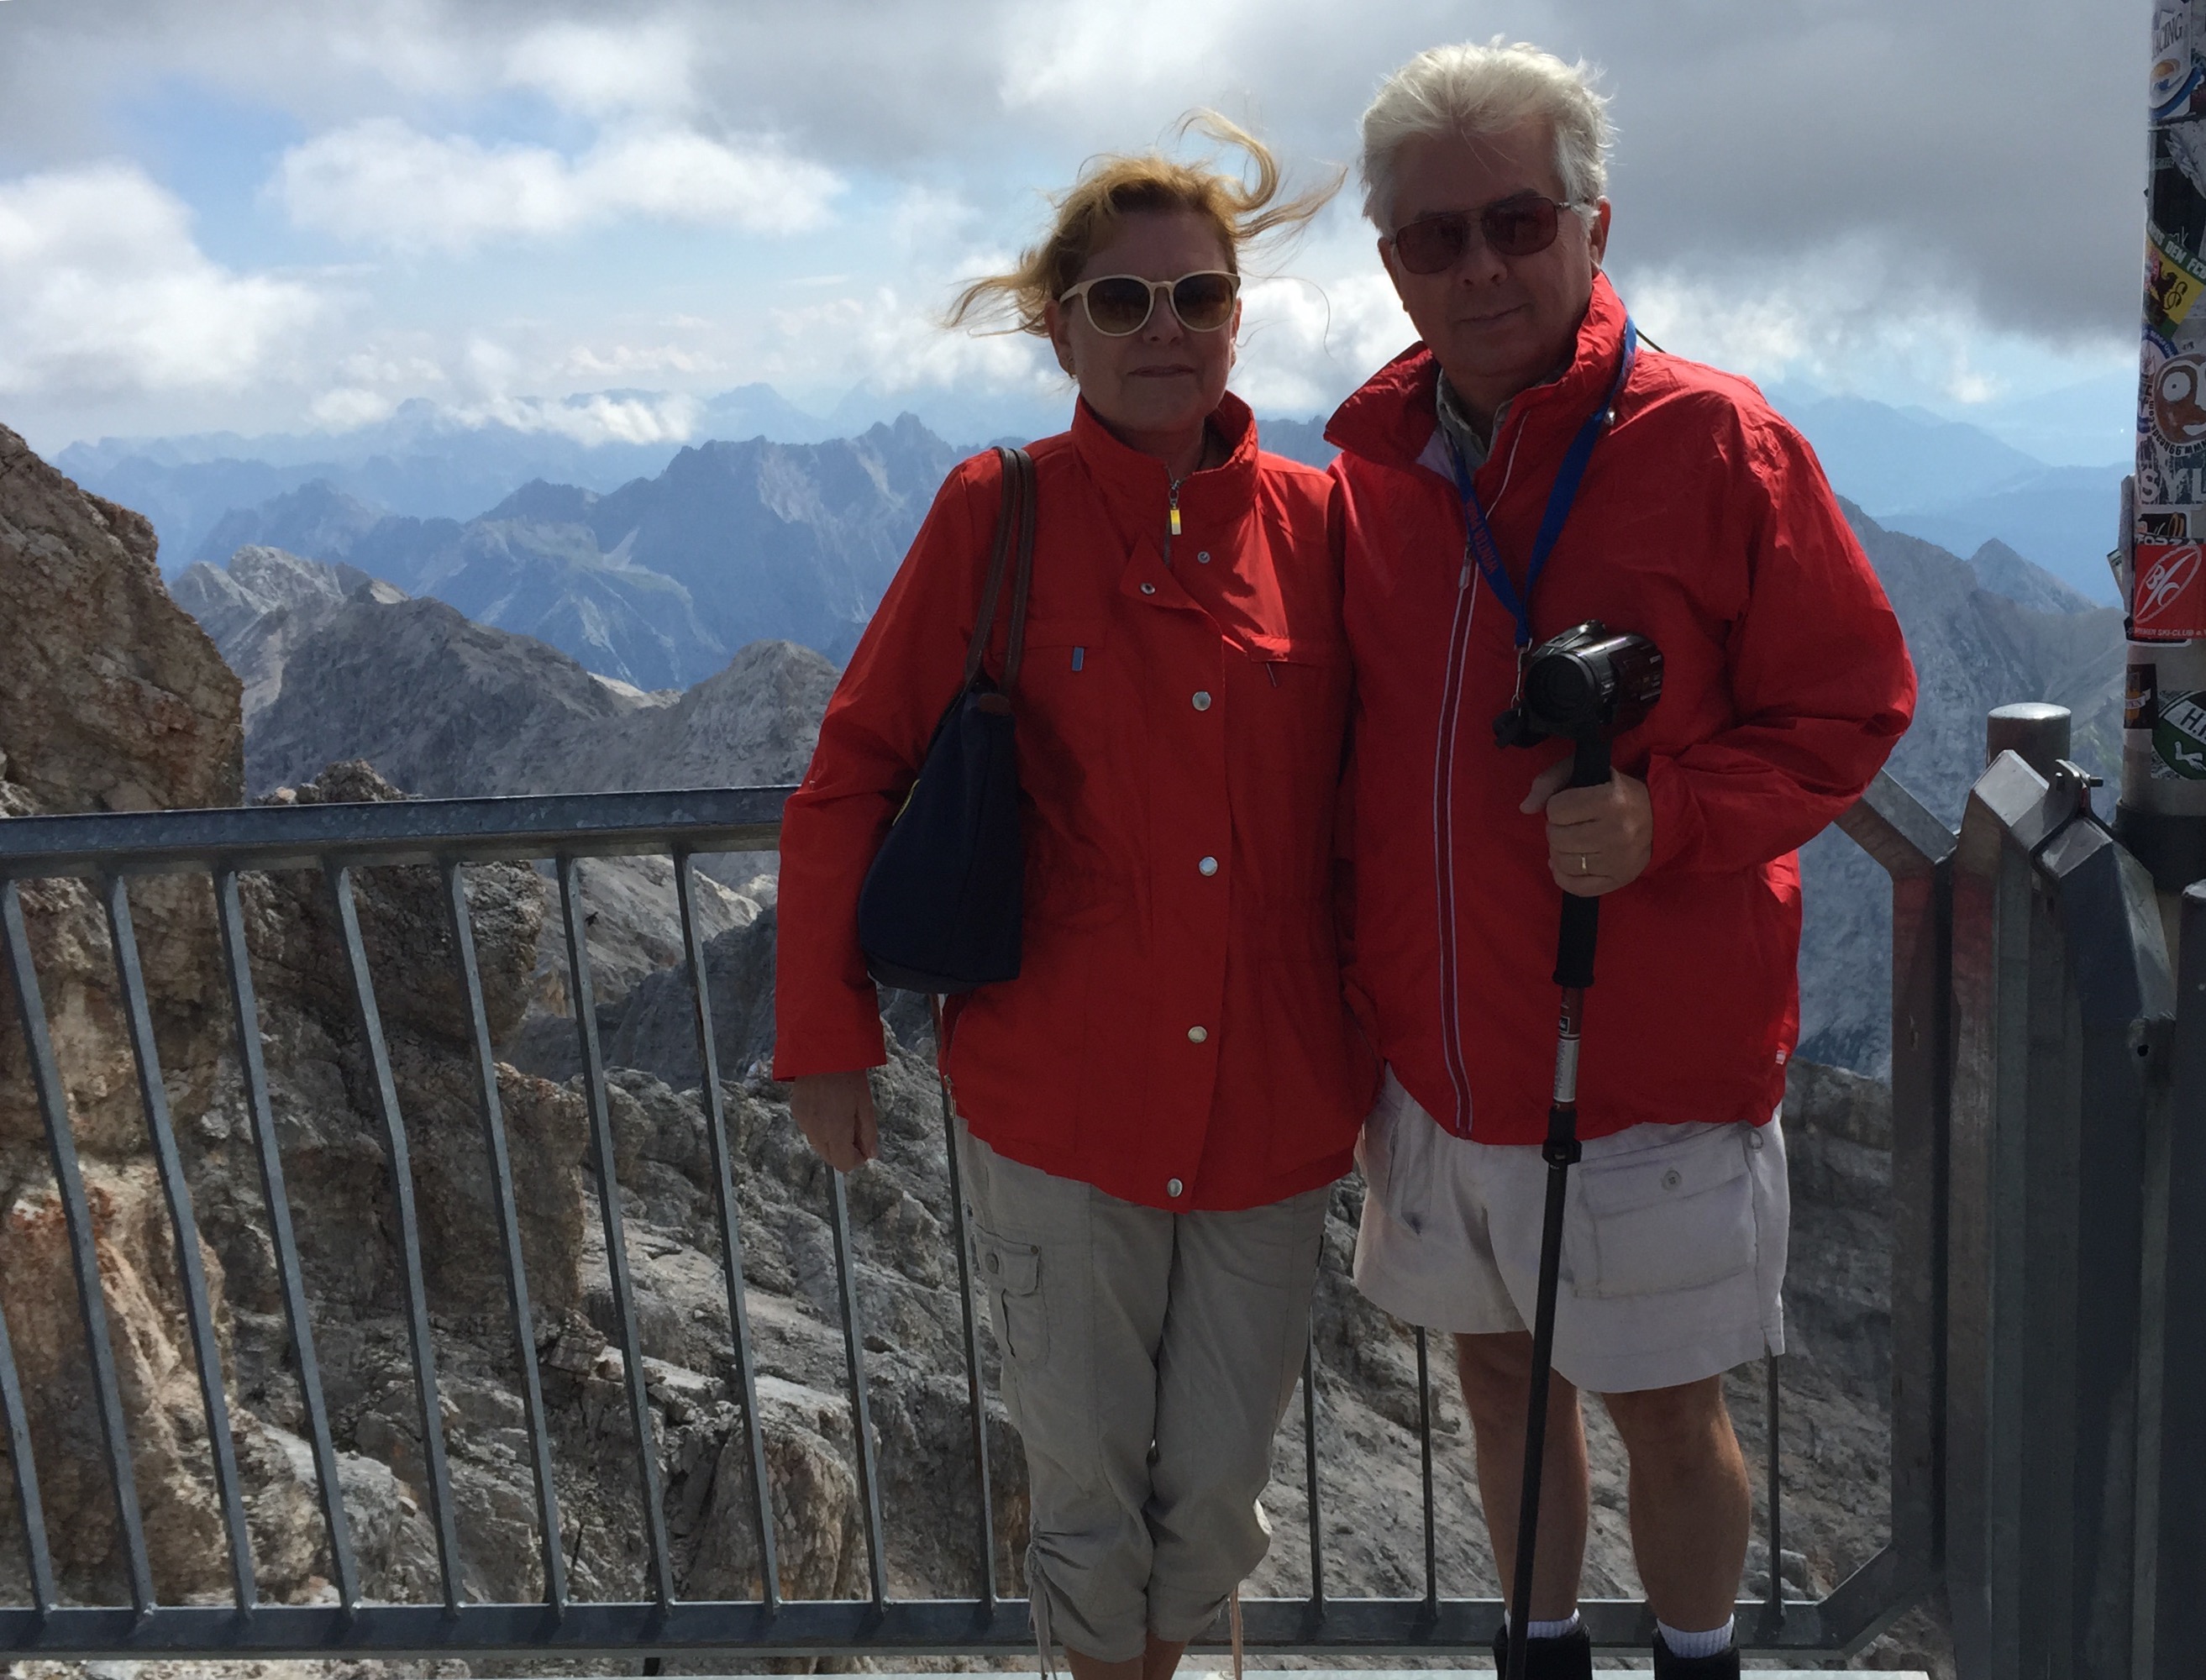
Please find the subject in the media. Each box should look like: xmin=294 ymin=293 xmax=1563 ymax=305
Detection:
xmin=1187 ymin=1025 xmax=1208 ymax=1043
xmin=1167 ymin=1178 xmax=1184 ymax=1198
xmin=1192 ymin=690 xmax=1212 ymax=710
xmin=1140 ymin=582 xmax=1158 ymax=595
xmin=1196 ymin=550 xmax=1211 ymax=564
xmin=1198 ymin=856 xmax=1218 ymax=876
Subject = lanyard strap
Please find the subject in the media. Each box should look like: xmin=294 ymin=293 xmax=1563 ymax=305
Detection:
xmin=1449 ymin=317 xmax=1640 ymax=649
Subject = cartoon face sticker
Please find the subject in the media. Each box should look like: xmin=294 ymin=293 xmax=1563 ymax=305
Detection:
xmin=2156 ymin=354 xmax=2206 ymax=446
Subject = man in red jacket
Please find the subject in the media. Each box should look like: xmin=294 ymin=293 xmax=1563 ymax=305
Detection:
xmin=1327 ymin=42 xmax=1916 ymax=1680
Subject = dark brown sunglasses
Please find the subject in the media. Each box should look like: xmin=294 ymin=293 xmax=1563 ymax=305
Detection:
xmin=1390 ymin=192 xmax=1584 ymax=275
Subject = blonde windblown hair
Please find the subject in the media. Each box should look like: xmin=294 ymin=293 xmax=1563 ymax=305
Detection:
xmin=948 ymin=113 xmax=1341 ymax=336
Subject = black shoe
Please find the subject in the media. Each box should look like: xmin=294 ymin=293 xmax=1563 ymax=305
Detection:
xmin=1489 ymin=1618 xmax=1593 ymax=1677
xmin=1651 ymin=1630 xmax=1741 ymax=1677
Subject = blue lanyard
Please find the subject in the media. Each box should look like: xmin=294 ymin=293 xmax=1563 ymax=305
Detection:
xmin=1447 ymin=318 xmax=1640 ymax=650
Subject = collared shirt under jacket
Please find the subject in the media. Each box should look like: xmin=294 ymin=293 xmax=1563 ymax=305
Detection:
xmin=1326 ymin=273 xmax=1918 ymax=1147
xmin=774 ymin=393 xmax=1373 ymax=1210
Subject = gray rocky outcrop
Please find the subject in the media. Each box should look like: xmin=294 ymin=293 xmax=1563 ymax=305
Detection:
xmin=170 ymin=547 xmax=408 ymax=725
xmin=242 ymin=596 xmax=833 ymax=804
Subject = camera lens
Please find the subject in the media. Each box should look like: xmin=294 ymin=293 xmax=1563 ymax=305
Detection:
xmin=1526 ymin=653 xmax=1604 ymax=729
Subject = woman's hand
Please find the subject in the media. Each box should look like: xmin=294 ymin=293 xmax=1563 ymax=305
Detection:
xmin=791 ymin=1069 xmax=880 ymax=1171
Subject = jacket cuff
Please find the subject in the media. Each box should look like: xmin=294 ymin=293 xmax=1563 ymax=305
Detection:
xmin=1642 ymin=756 xmax=1704 ymax=875
xmin=769 ymin=995 xmax=889 ymax=1081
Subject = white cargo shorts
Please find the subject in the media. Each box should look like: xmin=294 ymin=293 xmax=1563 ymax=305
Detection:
xmin=957 ymin=1122 xmax=1328 ymax=1663
xmin=1352 ymin=1070 xmax=1788 ymax=1394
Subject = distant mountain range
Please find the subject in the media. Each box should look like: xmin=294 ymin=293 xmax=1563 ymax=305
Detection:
xmin=169 ymin=416 xmax=966 ymax=688
xmin=164 ymin=399 xmax=2107 ymax=694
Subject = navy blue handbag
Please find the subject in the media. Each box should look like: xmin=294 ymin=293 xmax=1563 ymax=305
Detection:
xmin=856 ymin=445 xmax=1037 ymax=994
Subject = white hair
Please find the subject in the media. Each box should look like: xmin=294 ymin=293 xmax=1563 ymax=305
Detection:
xmin=1359 ymin=39 xmax=1613 ymax=230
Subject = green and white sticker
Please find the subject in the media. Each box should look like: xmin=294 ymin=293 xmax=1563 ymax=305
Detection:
xmin=2154 ymin=688 xmax=2206 ymax=778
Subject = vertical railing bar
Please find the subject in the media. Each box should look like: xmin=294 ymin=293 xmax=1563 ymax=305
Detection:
xmin=325 ymin=862 xmax=465 ymax=1614
xmin=0 ymin=1294 xmax=55 ymax=1614
xmin=558 ymin=854 xmax=675 ymax=1610
xmin=1302 ymin=1339 xmax=1325 ymax=1614
xmin=670 ymin=850 xmax=780 ymax=1613
xmin=1416 ymin=1325 xmax=1437 ymax=1613
xmin=213 ymin=865 xmax=360 ymax=1609
xmin=102 ymin=874 xmax=257 ymax=1612
xmin=930 ymin=1015 xmax=997 ymax=1612
xmin=827 ymin=1168 xmax=890 ymax=1613
xmin=0 ymin=882 xmax=155 ymax=1615
xmin=1764 ymin=1350 xmax=1783 ymax=1628
xmin=939 ymin=1106 xmax=999 ymax=1610
xmin=442 ymin=862 xmax=567 ymax=1617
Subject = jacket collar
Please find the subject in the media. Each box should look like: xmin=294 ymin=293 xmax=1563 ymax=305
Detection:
xmin=1326 ymin=270 xmax=1631 ymax=475
xmin=1070 ymin=387 xmax=1260 ymax=519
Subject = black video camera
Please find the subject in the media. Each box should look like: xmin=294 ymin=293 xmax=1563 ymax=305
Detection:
xmin=1494 ymin=620 xmax=1664 ymax=749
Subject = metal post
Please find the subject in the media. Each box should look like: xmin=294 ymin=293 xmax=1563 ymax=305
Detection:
xmin=2123 ymin=6 xmax=2206 ymax=890
xmin=2151 ymin=881 xmax=2206 ymax=1676
xmin=1946 ymin=734 xmax=2177 ymax=1678
xmin=1986 ymin=702 xmax=2072 ymax=778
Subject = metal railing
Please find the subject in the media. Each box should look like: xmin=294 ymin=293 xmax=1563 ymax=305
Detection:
xmin=0 ymin=772 xmax=1957 ymax=1662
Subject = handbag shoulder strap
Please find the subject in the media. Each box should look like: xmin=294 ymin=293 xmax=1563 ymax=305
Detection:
xmin=961 ymin=445 xmax=1037 ymax=692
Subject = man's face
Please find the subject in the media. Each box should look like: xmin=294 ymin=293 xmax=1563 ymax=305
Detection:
xmin=1378 ymin=118 xmax=1610 ymax=412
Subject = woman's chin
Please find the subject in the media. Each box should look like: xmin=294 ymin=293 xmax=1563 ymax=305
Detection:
xmin=1084 ymin=390 xmax=1217 ymax=442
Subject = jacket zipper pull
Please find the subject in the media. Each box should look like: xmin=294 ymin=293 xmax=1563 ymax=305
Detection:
xmin=1169 ymin=479 xmax=1183 ymax=538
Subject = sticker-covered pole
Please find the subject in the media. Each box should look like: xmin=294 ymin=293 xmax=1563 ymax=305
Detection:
xmin=2123 ymin=2 xmax=2206 ymax=890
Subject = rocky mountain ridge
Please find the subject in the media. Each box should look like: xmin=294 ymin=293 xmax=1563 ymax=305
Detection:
xmin=184 ymin=417 xmax=967 ymax=689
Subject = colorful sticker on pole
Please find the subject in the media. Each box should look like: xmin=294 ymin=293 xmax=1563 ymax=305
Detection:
xmin=2156 ymin=2 xmax=2203 ymax=119
xmin=2148 ymin=224 xmax=2206 ymax=330
xmin=2133 ymin=540 xmax=2206 ymax=639
xmin=2151 ymin=689 xmax=2206 ymax=778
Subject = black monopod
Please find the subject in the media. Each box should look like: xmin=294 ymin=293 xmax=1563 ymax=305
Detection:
xmin=1493 ymin=621 xmax=1663 ymax=1680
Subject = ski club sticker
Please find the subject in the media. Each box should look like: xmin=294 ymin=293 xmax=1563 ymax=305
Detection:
xmin=2134 ymin=540 xmax=2206 ymax=640
xmin=2152 ymin=689 xmax=2206 ymax=780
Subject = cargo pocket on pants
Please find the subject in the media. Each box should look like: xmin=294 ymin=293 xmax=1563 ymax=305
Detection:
xmin=1568 ymin=1126 xmax=1756 ymax=1300
xmin=975 ymin=1227 xmax=1050 ymax=1364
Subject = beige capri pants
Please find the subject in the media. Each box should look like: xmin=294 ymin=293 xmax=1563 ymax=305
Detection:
xmin=956 ymin=1122 xmax=1329 ymax=1663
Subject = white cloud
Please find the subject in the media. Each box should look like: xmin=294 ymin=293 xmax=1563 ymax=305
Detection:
xmin=273 ymin=117 xmax=843 ymax=253
xmin=504 ymin=18 xmax=696 ymax=117
xmin=0 ymin=164 xmax=322 ymax=398
xmin=1616 ymin=241 xmax=2025 ymax=404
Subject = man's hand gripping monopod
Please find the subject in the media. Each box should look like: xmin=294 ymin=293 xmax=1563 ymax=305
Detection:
xmin=1493 ymin=621 xmax=1663 ymax=1680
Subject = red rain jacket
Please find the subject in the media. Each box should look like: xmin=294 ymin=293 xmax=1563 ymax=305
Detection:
xmin=1327 ymin=273 xmax=1915 ymax=1146
xmin=774 ymin=393 xmax=1373 ymax=1210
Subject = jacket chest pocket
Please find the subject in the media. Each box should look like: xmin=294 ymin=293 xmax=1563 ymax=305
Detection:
xmin=1014 ymin=623 xmax=1123 ymax=923
xmin=1224 ymin=642 xmax=1349 ymax=910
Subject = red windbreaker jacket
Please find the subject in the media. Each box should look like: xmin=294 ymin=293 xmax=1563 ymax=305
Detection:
xmin=774 ymin=394 xmax=1373 ymax=1210
xmin=1328 ymin=274 xmax=1916 ymax=1147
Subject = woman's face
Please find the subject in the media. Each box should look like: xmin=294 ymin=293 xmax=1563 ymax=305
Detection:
xmin=1045 ymin=209 xmax=1241 ymax=449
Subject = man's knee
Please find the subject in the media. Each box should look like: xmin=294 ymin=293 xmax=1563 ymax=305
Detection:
xmin=1603 ymin=1375 xmax=1736 ymax=1470
xmin=1456 ymin=1331 xmax=1577 ymax=1427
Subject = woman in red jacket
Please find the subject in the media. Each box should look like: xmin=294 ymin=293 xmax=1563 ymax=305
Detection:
xmin=773 ymin=120 xmax=1371 ymax=1680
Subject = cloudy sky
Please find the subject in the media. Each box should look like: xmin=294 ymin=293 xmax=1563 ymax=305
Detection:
xmin=0 ymin=0 xmax=2150 ymax=459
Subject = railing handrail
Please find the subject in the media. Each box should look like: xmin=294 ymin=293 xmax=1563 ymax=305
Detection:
xmin=0 ymin=785 xmax=798 ymax=878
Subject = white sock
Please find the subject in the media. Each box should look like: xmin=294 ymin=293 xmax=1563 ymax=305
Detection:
xmin=1657 ymin=1617 xmax=1735 ymax=1659
xmin=1525 ymin=1610 xmax=1582 ymax=1640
